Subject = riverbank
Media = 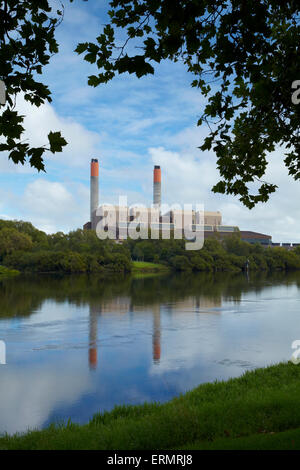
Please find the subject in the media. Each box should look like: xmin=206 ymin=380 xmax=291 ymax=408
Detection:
xmin=1 ymin=362 xmax=300 ymax=450
xmin=0 ymin=265 xmax=19 ymax=279
xmin=132 ymin=261 xmax=170 ymax=273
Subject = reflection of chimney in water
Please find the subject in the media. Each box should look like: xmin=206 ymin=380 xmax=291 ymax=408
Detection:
xmin=152 ymin=305 xmax=161 ymax=364
xmin=89 ymin=304 xmax=99 ymax=370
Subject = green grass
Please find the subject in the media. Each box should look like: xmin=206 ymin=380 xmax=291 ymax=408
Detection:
xmin=132 ymin=261 xmax=170 ymax=272
xmin=0 ymin=265 xmax=20 ymax=278
xmin=177 ymin=427 xmax=300 ymax=450
xmin=1 ymin=362 xmax=300 ymax=449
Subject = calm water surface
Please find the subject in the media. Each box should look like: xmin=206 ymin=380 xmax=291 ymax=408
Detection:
xmin=0 ymin=271 xmax=300 ymax=434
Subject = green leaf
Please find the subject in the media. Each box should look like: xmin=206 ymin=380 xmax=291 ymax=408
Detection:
xmin=75 ymin=43 xmax=88 ymax=54
xmin=28 ymin=147 xmax=45 ymax=171
xmin=48 ymin=132 xmax=68 ymax=153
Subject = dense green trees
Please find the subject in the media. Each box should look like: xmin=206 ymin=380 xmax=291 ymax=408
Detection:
xmin=125 ymin=233 xmax=300 ymax=272
xmin=0 ymin=220 xmax=132 ymax=273
xmin=0 ymin=227 xmax=33 ymax=259
xmin=0 ymin=219 xmax=300 ymax=273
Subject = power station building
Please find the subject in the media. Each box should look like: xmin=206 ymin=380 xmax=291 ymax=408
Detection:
xmin=84 ymin=159 xmax=272 ymax=244
xmin=239 ymin=231 xmax=272 ymax=246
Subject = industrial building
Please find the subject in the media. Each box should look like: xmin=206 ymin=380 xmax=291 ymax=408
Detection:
xmin=83 ymin=159 xmax=240 ymax=240
xmin=84 ymin=159 xmax=276 ymax=244
xmin=240 ymin=231 xmax=272 ymax=246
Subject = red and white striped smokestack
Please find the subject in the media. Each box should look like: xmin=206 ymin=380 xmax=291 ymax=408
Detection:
xmin=90 ymin=159 xmax=99 ymax=230
xmin=153 ymin=165 xmax=161 ymax=208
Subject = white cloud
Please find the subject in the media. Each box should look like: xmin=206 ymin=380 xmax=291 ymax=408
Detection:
xmin=0 ymin=93 xmax=101 ymax=176
xmin=147 ymin=126 xmax=300 ymax=243
xmin=148 ymin=145 xmax=218 ymax=205
xmin=18 ymin=179 xmax=88 ymax=233
xmin=23 ymin=180 xmax=73 ymax=213
xmin=0 ymin=363 xmax=91 ymax=434
xmin=17 ymin=95 xmax=101 ymax=168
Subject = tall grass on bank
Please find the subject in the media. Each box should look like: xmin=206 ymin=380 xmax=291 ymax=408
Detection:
xmin=1 ymin=362 xmax=300 ymax=450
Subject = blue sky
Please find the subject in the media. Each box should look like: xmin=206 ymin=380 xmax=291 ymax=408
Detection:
xmin=1 ymin=0 xmax=300 ymax=242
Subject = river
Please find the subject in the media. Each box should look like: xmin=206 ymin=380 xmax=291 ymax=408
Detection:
xmin=0 ymin=270 xmax=299 ymax=434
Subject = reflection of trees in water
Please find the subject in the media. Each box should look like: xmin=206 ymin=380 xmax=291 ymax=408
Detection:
xmin=2 ymin=270 xmax=300 ymax=368
xmin=0 ymin=278 xmax=44 ymax=318
xmin=1 ymin=270 xmax=300 ymax=320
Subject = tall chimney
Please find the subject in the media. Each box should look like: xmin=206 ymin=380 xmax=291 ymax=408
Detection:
xmin=90 ymin=159 xmax=99 ymax=230
xmin=153 ymin=165 xmax=161 ymax=208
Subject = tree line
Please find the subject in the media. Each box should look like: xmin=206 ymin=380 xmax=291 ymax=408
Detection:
xmin=126 ymin=234 xmax=300 ymax=272
xmin=0 ymin=219 xmax=132 ymax=273
xmin=1 ymin=219 xmax=300 ymax=274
